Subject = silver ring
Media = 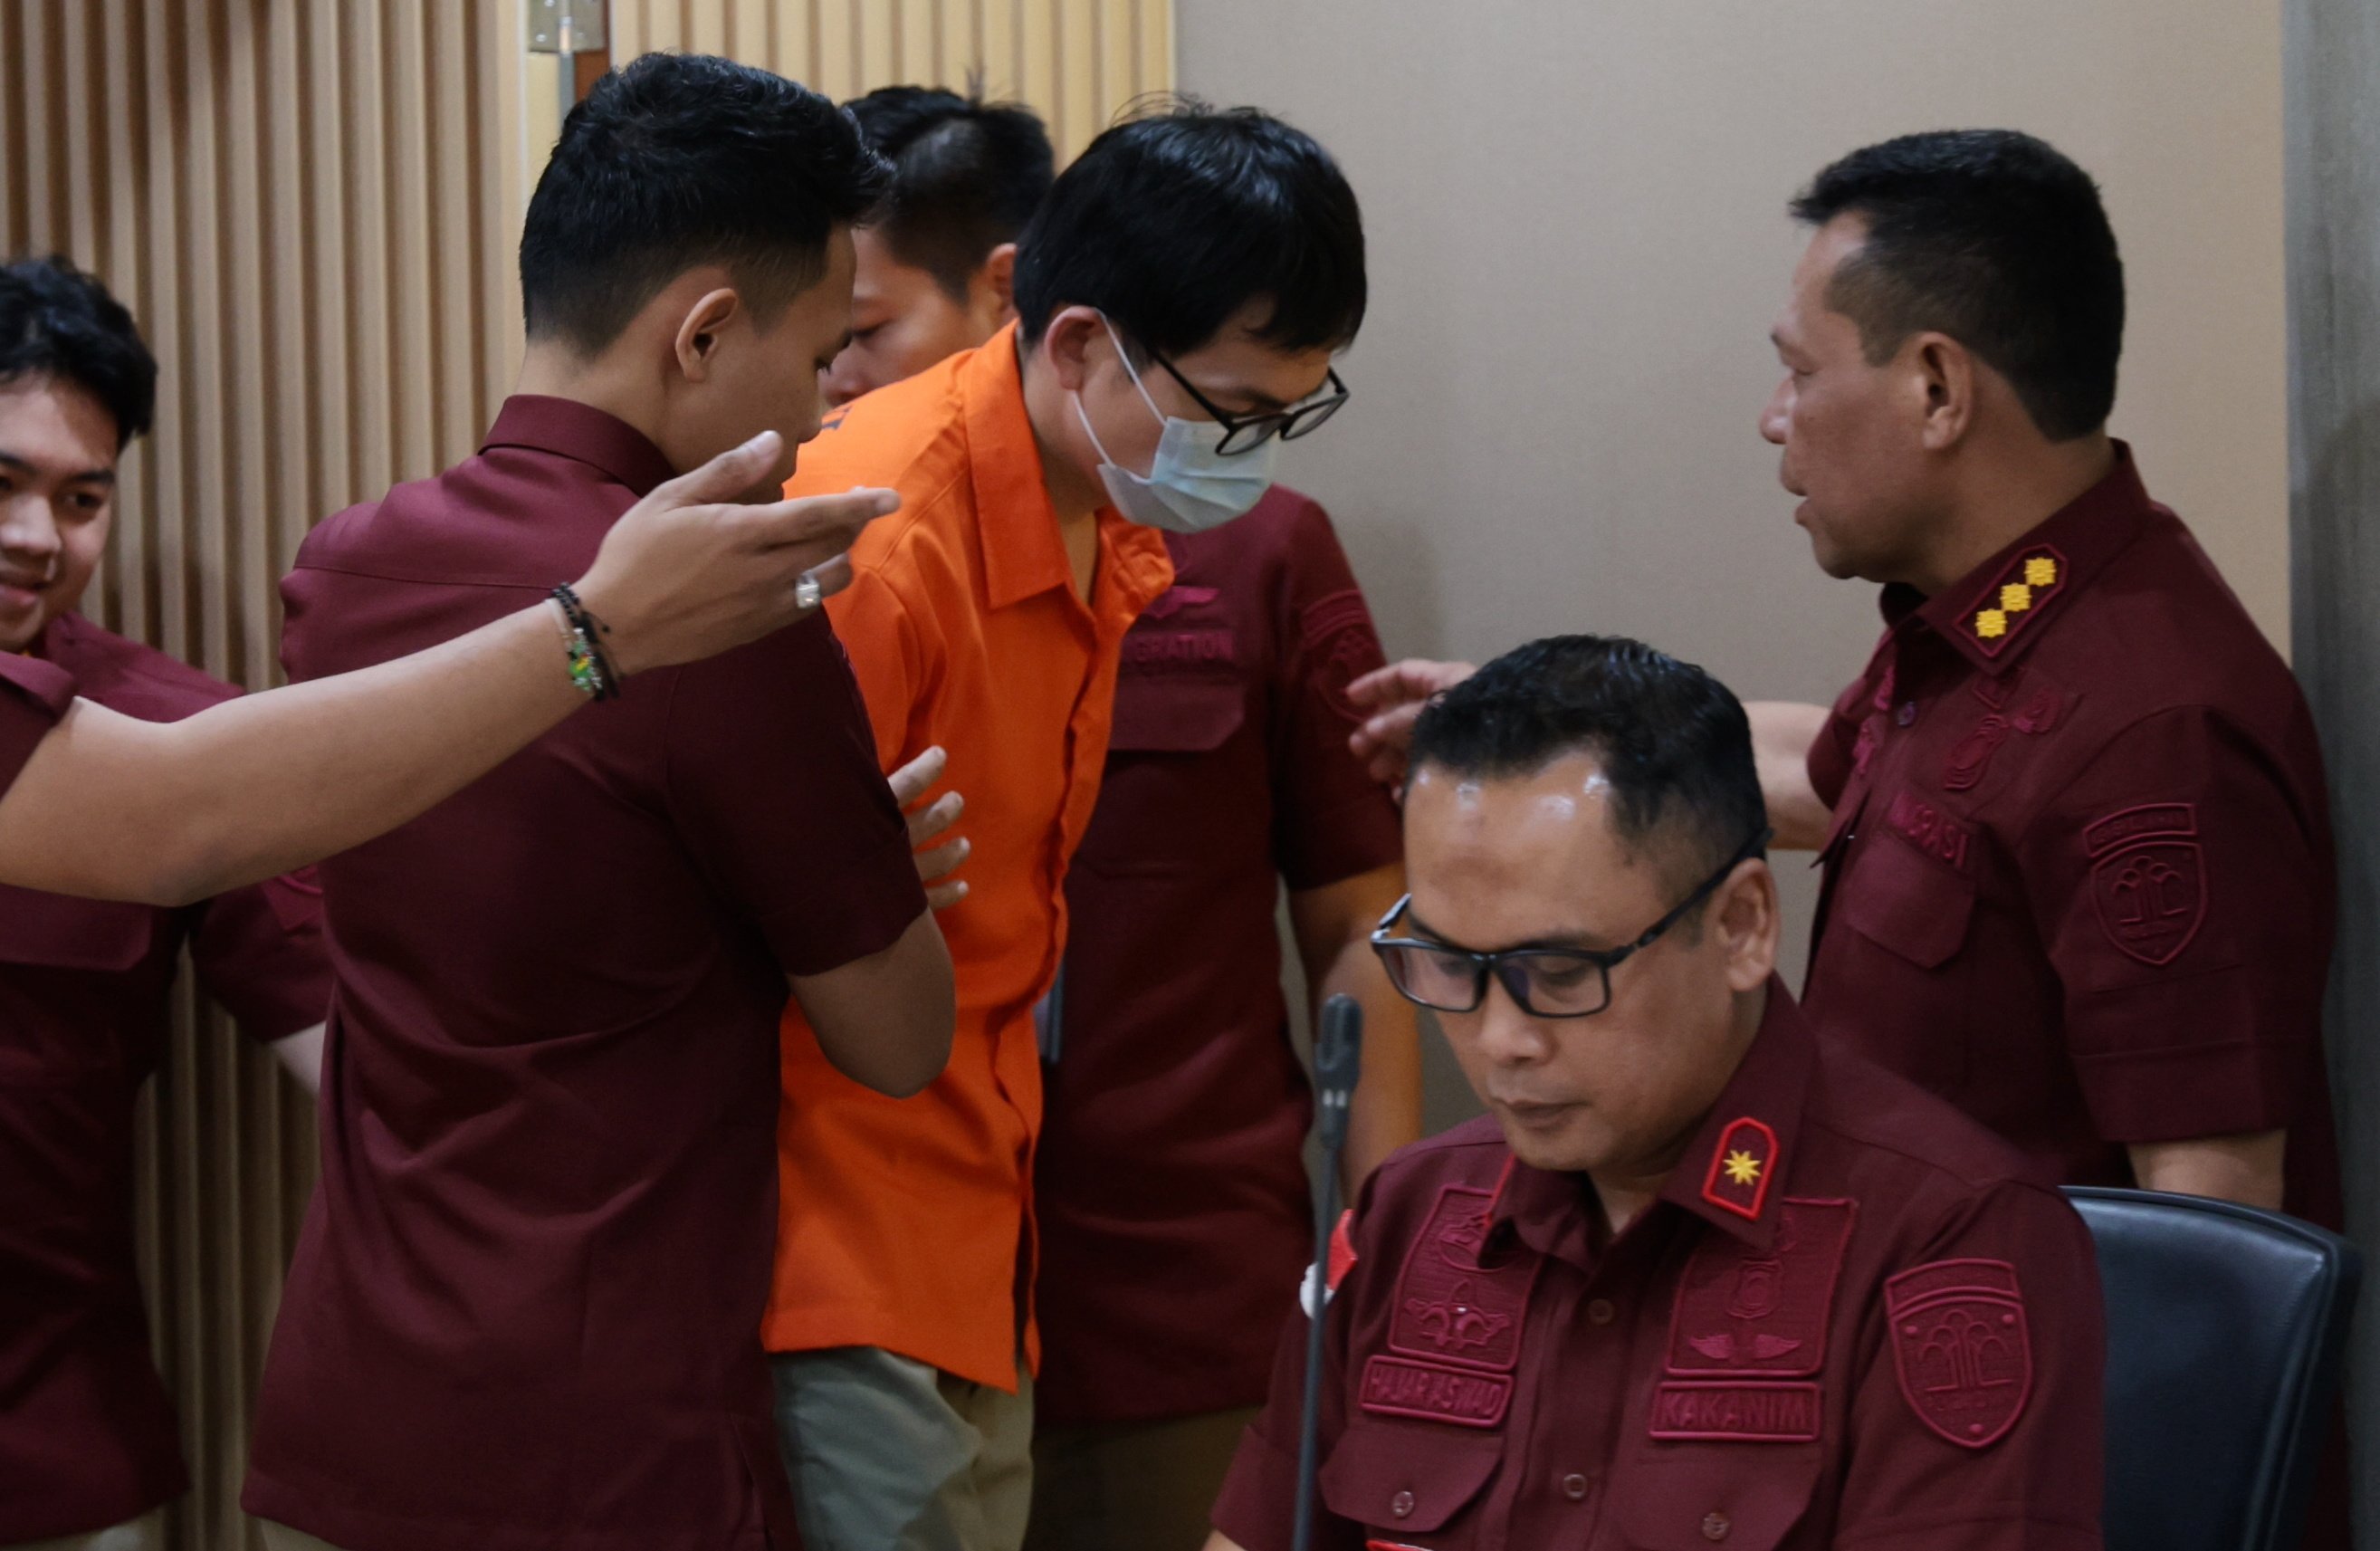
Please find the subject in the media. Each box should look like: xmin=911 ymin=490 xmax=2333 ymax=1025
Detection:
xmin=794 ymin=572 xmax=824 ymax=611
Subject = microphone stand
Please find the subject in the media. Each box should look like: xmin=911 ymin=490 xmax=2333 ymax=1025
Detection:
xmin=1294 ymin=993 xmax=1363 ymax=1551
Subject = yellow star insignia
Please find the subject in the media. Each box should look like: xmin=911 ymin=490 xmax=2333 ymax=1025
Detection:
xmin=2000 ymin=582 xmax=2032 ymax=613
xmin=2024 ymin=556 xmax=2058 ymax=588
xmin=1975 ymin=608 xmax=2008 ymax=640
xmin=1722 ymin=1149 xmax=1763 ymax=1186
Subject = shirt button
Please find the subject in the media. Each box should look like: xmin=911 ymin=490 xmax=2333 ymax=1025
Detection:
xmin=1895 ymin=701 xmax=1917 ymax=727
xmin=1586 ymin=1298 xmax=1617 ymax=1326
xmin=1562 ymin=1472 xmax=1590 ymax=1500
xmin=1703 ymin=1511 xmax=1734 ymax=1542
xmin=1390 ymin=1490 xmax=1415 ymax=1519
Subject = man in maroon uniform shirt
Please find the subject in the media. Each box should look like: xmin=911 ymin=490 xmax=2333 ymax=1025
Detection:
xmin=1212 ymin=636 xmax=2103 ymax=1551
xmin=1030 ymin=489 xmax=1420 ymax=1551
xmin=1349 ymin=129 xmax=2339 ymax=1221
xmin=0 ymin=259 xmax=327 ymax=1551
xmin=241 ymin=57 xmax=954 ymax=1551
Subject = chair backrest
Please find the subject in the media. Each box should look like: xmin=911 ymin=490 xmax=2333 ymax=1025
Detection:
xmin=2064 ymin=1187 xmax=2360 ymax=1551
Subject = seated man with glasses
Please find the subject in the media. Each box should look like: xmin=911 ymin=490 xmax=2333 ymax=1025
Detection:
xmin=765 ymin=100 xmax=1366 ymax=1551
xmin=1207 ymin=634 xmax=2107 ymax=1551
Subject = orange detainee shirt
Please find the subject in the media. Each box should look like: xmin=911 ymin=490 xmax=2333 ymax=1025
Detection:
xmin=764 ymin=325 xmax=1175 ymax=1390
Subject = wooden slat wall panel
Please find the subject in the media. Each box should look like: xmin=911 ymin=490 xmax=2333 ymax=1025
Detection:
xmin=608 ymin=0 xmax=1177 ymax=160
xmin=0 ymin=3 xmax=1171 ymax=1546
xmin=0 ymin=3 xmax=526 ymax=1546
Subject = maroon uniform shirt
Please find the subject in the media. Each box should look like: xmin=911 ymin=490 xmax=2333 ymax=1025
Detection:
xmin=245 ymin=397 xmax=925 ymax=1551
xmin=0 ymin=614 xmax=330 ymax=1544
xmin=1036 ymin=490 xmax=1402 ymax=1427
xmin=0 ymin=650 xmax=70 ymax=790
xmin=1803 ymin=446 xmax=2338 ymax=1224
xmin=1215 ymin=985 xmax=2104 ymax=1551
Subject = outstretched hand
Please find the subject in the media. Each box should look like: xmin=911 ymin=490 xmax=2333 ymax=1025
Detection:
xmin=1344 ymin=658 xmax=1477 ymax=787
xmin=575 ymin=429 xmax=899 ymax=675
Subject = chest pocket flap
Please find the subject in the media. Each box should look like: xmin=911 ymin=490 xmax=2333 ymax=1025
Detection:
xmin=1107 ymin=672 xmax=1246 ymax=755
xmin=1320 ymin=1420 xmax=1502 ymax=1535
xmin=1620 ymin=1450 xmax=1822 ymax=1550
xmin=0 ymin=881 xmax=157 ymax=972
xmin=1838 ymin=831 xmax=1976 ymax=970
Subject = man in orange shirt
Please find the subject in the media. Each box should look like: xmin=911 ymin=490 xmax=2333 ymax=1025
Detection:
xmin=769 ymin=103 xmax=1368 ymax=1551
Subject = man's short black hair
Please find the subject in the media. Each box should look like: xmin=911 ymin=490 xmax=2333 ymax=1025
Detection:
xmin=1410 ymin=636 xmax=1768 ymax=892
xmin=0 ymin=255 xmax=156 ymax=449
xmin=1013 ymin=99 xmax=1365 ymax=358
xmin=520 ymin=53 xmax=890 ymax=355
xmin=846 ymin=85 xmax=1054 ymax=301
xmin=1791 ymin=129 xmax=2124 ymax=441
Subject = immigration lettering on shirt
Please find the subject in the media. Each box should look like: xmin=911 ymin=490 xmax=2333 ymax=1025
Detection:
xmin=1122 ymin=629 xmax=1235 ymax=670
xmin=1882 ymin=790 xmax=1974 ymax=874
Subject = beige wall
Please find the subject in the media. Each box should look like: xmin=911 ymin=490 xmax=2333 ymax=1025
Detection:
xmin=1179 ymin=0 xmax=2288 ymax=1126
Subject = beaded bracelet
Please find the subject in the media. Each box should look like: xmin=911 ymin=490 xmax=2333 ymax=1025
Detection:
xmin=549 ymin=584 xmax=622 ymax=702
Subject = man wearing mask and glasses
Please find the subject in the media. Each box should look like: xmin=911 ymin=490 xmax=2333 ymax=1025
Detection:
xmin=1207 ymin=636 xmax=2104 ymax=1551
xmin=765 ymin=101 xmax=1365 ymax=1551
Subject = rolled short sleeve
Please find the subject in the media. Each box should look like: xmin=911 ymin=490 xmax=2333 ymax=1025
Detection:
xmin=1834 ymin=1183 xmax=2105 ymax=1550
xmin=2017 ymin=706 xmax=2328 ymax=1144
xmin=1268 ymin=502 xmax=1401 ymax=892
xmin=188 ymin=866 xmax=335 ymax=1040
xmin=0 ymin=655 xmax=73 ymax=797
xmin=662 ymin=612 xmax=925 ymax=977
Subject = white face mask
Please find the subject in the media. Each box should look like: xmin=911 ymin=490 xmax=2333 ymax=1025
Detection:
xmin=1069 ymin=315 xmax=1278 ymax=533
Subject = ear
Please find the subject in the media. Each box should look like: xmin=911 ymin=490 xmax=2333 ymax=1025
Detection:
xmin=1715 ymin=858 xmax=1780 ymax=994
xmin=1909 ymin=331 xmax=1976 ymax=452
xmin=672 ymin=287 xmax=743 ymax=384
xmin=1037 ymin=303 xmax=1108 ymax=395
xmin=978 ymin=243 xmax=1019 ymax=326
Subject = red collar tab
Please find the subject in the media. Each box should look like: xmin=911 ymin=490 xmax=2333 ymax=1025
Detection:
xmin=1327 ymin=1209 xmax=1360 ymax=1293
xmin=1701 ymin=1115 xmax=1781 ymax=1221
xmin=1964 ymin=545 xmax=2068 ymax=658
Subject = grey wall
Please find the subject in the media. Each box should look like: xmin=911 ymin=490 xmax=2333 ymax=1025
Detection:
xmin=2286 ymin=0 xmax=2380 ymax=1541
xmin=1180 ymin=2 xmax=2293 ymax=1135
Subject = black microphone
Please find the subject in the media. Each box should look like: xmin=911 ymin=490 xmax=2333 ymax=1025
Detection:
xmin=1294 ymin=994 xmax=1363 ymax=1551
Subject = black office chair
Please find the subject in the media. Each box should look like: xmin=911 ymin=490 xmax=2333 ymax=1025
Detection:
xmin=2065 ymin=1187 xmax=2360 ymax=1551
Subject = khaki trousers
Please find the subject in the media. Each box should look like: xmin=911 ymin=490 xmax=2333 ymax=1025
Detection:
xmin=9 ymin=1512 xmax=164 ymax=1551
xmin=773 ymin=1346 xmax=1035 ymax=1551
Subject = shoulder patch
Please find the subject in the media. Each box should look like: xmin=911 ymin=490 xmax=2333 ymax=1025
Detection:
xmin=1885 ymin=1259 xmax=2033 ymax=1448
xmin=1967 ymin=546 xmax=2067 ymax=657
xmin=2085 ymin=803 xmax=2204 ymax=965
xmin=1301 ymin=587 xmax=1384 ymax=723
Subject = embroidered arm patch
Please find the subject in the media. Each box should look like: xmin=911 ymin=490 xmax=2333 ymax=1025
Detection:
xmin=2084 ymin=803 xmax=2205 ymax=966
xmin=1883 ymin=1259 xmax=2033 ymax=1448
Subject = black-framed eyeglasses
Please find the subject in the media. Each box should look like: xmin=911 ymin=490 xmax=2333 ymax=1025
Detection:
xmin=1370 ymin=828 xmax=1773 ymax=1019
xmin=1148 ymin=352 xmax=1350 ymax=456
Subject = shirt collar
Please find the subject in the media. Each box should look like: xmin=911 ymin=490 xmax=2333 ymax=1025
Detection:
xmin=959 ymin=324 xmax=1077 ymax=611
xmin=1487 ymin=978 xmax=1818 ymax=1261
xmin=1901 ymin=440 xmax=2155 ymax=673
xmin=480 ymin=395 xmax=678 ymax=498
